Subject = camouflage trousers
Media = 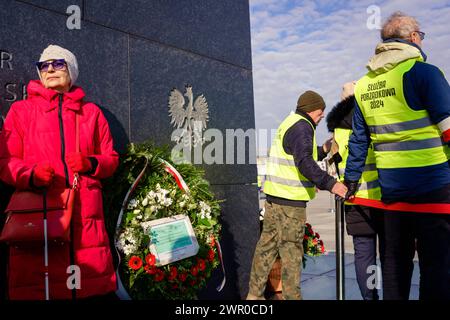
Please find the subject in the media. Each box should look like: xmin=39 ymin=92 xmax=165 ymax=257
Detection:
xmin=248 ymin=201 xmax=307 ymax=300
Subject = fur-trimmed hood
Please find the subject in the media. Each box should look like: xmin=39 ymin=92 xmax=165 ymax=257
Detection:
xmin=326 ymin=95 xmax=356 ymax=132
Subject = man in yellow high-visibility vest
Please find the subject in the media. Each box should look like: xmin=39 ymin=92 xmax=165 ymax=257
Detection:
xmin=247 ymin=90 xmax=347 ymax=300
xmin=345 ymin=12 xmax=450 ymax=300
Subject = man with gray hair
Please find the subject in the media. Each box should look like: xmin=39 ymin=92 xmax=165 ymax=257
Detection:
xmin=344 ymin=12 xmax=450 ymax=300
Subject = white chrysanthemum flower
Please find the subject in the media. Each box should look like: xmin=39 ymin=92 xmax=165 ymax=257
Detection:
xmin=197 ymin=201 xmax=212 ymax=220
xmin=163 ymin=197 xmax=173 ymax=207
xmin=133 ymin=209 xmax=141 ymax=214
xmin=198 ymin=211 xmax=212 ymax=220
xmin=128 ymin=198 xmax=139 ymax=209
xmin=122 ymin=244 xmax=136 ymax=256
xmin=147 ymin=190 xmax=156 ymax=199
xmin=178 ymin=201 xmax=186 ymax=208
xmin=141 ymin=197 xmax=149 ymax=207
xmin=118 ymin=229 xmax=139 ymax=255
xmin=154 ymin=187 xmax=171 ymax=205
xmin=199 ymin=201 xmax=211 ymax=212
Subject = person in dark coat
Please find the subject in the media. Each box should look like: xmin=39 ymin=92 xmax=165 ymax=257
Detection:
xmin=327 ymin=82 xmax=384 ymax=300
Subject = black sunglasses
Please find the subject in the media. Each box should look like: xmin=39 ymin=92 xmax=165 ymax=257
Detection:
xmin=415 ymin=31 xmax=425 ymax=40
xmin=36 ymin=59 xmax=67 ymax=72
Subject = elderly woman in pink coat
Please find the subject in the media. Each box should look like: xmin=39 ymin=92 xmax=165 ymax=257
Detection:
xmin=0 ymin=45 xmax=118 ymax=300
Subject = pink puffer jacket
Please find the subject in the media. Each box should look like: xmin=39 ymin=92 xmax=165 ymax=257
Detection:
xmin=0 ymin=80 xmax=118 ymax=300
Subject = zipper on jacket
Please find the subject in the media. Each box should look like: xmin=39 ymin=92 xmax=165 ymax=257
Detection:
xmin=58 ymin=93 xmax=70 ymax=188
xmin=58 ymin=93 xmax=77 ymax=300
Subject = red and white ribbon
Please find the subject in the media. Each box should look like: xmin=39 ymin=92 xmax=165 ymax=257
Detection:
xmin=161 ymin=160 xmax=190 ymax=193
xmin=162 ymin=159 xmax=226 ymax=292
xmin=115 ymin=157 xmax=149 ymax=300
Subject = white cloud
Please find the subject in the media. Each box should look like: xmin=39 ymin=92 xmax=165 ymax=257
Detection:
xmin=250 ymin=0 xmax=450 ymax=154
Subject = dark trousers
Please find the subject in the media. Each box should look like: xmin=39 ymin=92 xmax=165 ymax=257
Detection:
xmin=353 ymin=235 xmax=379 ymax=300
xmin=381 ymin=211 xmax=450 ymax=300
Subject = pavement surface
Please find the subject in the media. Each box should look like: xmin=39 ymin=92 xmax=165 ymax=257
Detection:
xmin=260 ymin=190 xmax=420 ymax=300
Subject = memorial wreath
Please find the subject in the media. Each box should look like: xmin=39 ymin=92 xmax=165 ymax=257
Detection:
xmin=104 ymin=142 xmax=222 ymax=300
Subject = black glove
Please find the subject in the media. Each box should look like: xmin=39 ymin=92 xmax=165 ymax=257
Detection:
xmin=343 ymin=180 xmax=358 ymax=200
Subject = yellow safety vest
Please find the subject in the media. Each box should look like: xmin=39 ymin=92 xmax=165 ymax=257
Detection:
xmin=263 ymin=113 xmax=317 ymax=201
xmin=355 ymin=58 xmax=449 ymax=169
xmin=334 ymin=128 xmax=381 ymax=203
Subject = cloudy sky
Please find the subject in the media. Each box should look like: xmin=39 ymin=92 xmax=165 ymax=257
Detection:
xmin=249 ymin=0 xmax=450 ymax=155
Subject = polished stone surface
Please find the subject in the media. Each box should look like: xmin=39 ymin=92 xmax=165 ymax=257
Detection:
xmin=129 ymin=37 xmax=256 ymax=184
xmin=18 ymin=0 xmax=83 ymax=14
xmin=0 ymin=0 xmax=130 ymax=152
xmin=84 ymin=0 xmax=253 ymax=69
xmin=198 ymin=184 xmax=260 ymax=299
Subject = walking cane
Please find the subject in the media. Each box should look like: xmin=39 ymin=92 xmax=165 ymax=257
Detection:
xmin=42 ymin=189 xmax=50 ymax=300
xmin=335 ymin=196 xmax=345 ymax=300
xmin=329 ymin=139 xmax=345 ymax=301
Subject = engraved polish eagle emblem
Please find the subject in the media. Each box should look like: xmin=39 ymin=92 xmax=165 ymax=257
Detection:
xmin=168 ymin=85 xmax=209 ymax=147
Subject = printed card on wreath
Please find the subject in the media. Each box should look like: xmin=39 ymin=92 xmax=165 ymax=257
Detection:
xmin=148 ymin=214 xmax=199 ymax=266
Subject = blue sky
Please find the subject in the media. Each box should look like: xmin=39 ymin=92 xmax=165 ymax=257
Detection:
xmin=250 ymin=0 xmax=450 ymax=155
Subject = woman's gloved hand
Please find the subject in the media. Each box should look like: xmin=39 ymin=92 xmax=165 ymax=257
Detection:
xmin=32 ymin=162 xmax=55 ymax=187
xmin=66 ymin=152 xmax=92 ymax=173
xmin=344 ymin=180 xmax=359 ymax=200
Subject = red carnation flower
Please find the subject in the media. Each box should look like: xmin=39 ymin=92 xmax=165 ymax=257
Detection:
xmin=321 ymin=245 xmax=325 ymax=254
xmin=154 ymin=269 xmax=165 ymax=282
xmin=178 ymin=272 xmax=188 ymax=282
xmin=128 ymin=256 xmax=143 ymax=270
xmin=315 ymin=232 xmax=320 ymax=239
xmin=197 ymin=259 xmax=206 ymax=271
xmin=191 ymin=265 xmax=199 ymax=276
xmin=145 ymin=253 xmax=156 ymax=266
xmin=304 ymin=235 xmax=309 ymax=240
xmin=208 ymin=249 xmax=215 ymax=262
xmin=189 ymin=279 xmax=196 ymax=286
xmin=168 ymin=266 xmax=178 ymax=281
xmin=144 ymin=265 xmax=157 ymax=274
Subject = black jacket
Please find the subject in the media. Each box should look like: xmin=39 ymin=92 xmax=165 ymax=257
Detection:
xmin=326 ymin=96 xmax=382 ymax=236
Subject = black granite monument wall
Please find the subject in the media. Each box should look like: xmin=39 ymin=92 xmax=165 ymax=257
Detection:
xmin=0 ymin=0 xmax=259 ymax=299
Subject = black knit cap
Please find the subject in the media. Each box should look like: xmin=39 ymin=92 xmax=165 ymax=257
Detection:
xmin=296 ymin=90 xmax=326 ymax=113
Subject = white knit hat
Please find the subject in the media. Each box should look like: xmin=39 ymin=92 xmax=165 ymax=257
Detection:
xmin=37 ymin=45 xmax=79 ymax=87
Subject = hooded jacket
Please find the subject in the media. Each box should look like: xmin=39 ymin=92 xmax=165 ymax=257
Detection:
xmin=345 ymin=41 xmax=450 ymax=202
xmin=0 ymin=80 xmax=118 ymax=299
xmin=327 ymin=96 xmax=381 ymax=236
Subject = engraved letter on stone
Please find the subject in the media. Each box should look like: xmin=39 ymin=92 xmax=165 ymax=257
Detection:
xmin=1 ymin=51 xmax=13 ymax=70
